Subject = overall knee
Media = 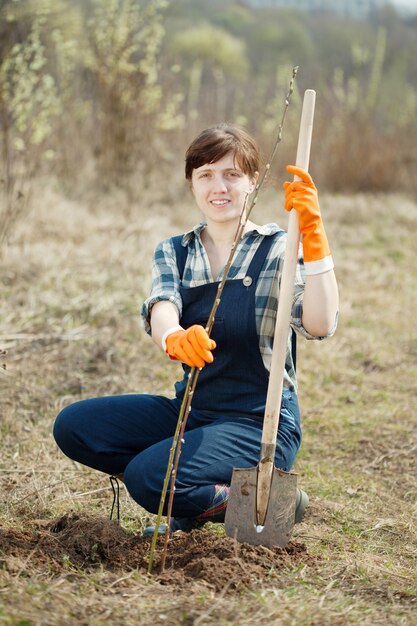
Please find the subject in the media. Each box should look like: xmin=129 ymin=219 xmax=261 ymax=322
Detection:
xmin=53 ymin=403 xmax=82 ymax=458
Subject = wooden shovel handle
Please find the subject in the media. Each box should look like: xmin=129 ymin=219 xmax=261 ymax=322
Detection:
xmin=257 ymin=90 xmax=316 ymax=524
xmin=262 ymin=89 xmax=316 ymax=449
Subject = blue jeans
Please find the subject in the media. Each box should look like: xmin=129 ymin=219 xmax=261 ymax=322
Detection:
xmin=53 ymin=392 xmax=301 ymax=518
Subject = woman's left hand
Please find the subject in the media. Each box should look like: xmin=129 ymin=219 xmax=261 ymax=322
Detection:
xmin=283 ymin=165 xmax=331 ymax=269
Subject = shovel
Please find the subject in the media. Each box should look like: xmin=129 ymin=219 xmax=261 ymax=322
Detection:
xmin=224 ymin=89 xmax=316 ymax=547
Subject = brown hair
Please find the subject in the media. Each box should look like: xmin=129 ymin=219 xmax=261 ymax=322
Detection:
xmin=185 ymin=124 xmax=260 ymax=180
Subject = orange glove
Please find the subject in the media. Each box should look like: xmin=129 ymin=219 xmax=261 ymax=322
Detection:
xmin=283 ymin=165 xmax=334 ymax=275
xmin=164 ymin=325 xmax=216 ymax=368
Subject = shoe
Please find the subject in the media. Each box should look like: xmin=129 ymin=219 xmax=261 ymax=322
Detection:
xmin=142 ymin=516 xmax=204 ymax=538
xmin=295 ymin=488 xmax=309 ymax=523
xmin=142 ymin=523 xmax=167 ymax=538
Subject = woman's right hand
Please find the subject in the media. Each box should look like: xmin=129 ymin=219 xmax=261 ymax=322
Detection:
xmin=165 ymin=325 xmax=216 ymax=368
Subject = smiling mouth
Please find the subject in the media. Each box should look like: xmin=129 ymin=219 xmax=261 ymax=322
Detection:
xmin=211 ymin=199 xmax=230 ymax=206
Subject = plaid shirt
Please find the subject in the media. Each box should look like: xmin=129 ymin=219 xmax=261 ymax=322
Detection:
xmin=141 ymin=222 xmax=333 ymax=391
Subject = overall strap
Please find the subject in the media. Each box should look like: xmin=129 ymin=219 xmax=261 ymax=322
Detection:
xmin=245 ymin=232 xmax=282 ymax=280
xmin=172 ymin=235 xmax=188 ymax=280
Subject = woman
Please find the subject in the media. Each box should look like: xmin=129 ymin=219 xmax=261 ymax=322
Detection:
xmin=53 ymin=124 xmax=339 ymax=533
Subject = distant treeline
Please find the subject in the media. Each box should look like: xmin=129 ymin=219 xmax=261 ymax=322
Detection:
xmin=1 ymin=0 xmax=416 ymax=195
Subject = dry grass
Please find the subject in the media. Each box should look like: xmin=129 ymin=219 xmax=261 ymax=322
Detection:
xmin=0 ymin=179 xmax=416 ymax=625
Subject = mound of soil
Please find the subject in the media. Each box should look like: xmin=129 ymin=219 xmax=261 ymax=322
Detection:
xmin=0 ymin=514 xmax=312 ymax=592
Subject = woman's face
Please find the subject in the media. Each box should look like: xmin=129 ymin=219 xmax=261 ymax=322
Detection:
xmin=191 ymin=152 xmax=258 ymax=226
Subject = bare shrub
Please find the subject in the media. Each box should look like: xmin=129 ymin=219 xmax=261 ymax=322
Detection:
xmin=81 ymin=0 xmax=183 ymax=184
xmin=0 ymin=10 xmax=60 ymax=251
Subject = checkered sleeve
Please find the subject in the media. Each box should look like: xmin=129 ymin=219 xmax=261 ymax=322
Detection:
xmin=140 ymin=238 xmax=183 ymax=335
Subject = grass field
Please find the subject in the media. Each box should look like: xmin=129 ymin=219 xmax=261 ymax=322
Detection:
xmin=1 ymin=181 xmax=416 ymax=625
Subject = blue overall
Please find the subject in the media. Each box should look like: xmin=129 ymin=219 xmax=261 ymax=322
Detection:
xmin=53 ymin=233 xmax=301 ymax=518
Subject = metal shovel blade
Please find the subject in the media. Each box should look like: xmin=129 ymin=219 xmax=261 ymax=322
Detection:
xmin=224 ymin=465 xmax=298 ymax=547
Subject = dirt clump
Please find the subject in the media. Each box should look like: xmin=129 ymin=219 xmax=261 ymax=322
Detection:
xmin=0 ymin=513 xmax=311 ymax=592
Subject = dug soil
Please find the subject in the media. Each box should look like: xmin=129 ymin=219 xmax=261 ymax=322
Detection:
xmin=0 ymin=513 xmax=313 ymax=592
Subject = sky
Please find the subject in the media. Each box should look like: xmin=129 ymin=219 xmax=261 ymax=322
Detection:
xmin=393 ymin=0 xmax=417 ymax=12
xmin=248 ymin=0 xmax=417 ymax=14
